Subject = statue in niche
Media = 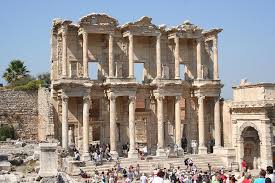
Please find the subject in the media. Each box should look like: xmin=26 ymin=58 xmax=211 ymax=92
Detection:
xmin=162 ymin=64 xmax=169 ymax=79
xmin=115 ymin=62 xmax=123 ymax=78
xmin=201 ymin=64 xmax=209 ymax=79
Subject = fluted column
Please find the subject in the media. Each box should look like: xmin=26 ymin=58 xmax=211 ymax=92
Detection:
xmin=175 ymin=96 xmax=182 ymax=149
xmin=128 ymin=34 xmax=134 ymax=78
xmin=128 ymin=96 xmax=138 ymax=158
xmin=109 ymin=95 xmax=118 ymax=157
xmin=109 ymin=34 xmax=114 ymax=78
xmin=214 ymin=97 xmax=221 ymax=147
xmin=82 ymin=95 xmax=90 ymax=160
xmin=83 ymin=31 xmax=89 ymax=78
xmin=62 ymin=27 xmax=68 ymax=78
xmin=156 ymin=95 xmax=166 ymax=156
xmin=174 ymin=36 xmax=180 ymax=79
xmin=213 ymin=36 xmax=219 ymax=80
xmin=156 ymin=34 xmax=162 ymax=78
xmin=196 ymin=38 xmax=202 ymax=79
xmin=198 ymin=96 xmax=207 ymax=154
xmin=61 ymin=94 xmax=69 ymax=149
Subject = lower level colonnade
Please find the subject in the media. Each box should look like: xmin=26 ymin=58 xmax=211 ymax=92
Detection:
xmin=60 ymin=93 xmax=222 ymax=158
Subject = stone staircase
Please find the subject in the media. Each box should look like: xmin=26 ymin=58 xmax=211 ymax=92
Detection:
xmin=66 ymin=154 xmax=226 ymax=176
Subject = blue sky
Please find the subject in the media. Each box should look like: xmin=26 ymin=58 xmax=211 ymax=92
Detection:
xmin=0 ymin=0 xmax=274 ymax=99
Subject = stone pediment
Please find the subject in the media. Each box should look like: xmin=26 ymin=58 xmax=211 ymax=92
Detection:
xmin=79 ymin=13 xmax=118 ymax=27
xmin=121 ymin=16 xmax=160 ymax=35
xmin=168 ymin=20 xmax=203 ymax=34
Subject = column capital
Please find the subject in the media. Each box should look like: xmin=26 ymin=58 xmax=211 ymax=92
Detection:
xmin=198 ymin=96 xmax=205 ymax=103
xmin=174 ymin=36 xmax=180 ymax=43
xmin=82 ymin=31 xmax=88 ymax=38
xmin=155 ymin=95 xmax=165 ymax=101
xmin=62 ymin=95 xmax=69 ymax=103
xmin=83 ymin=95 xmax=90 ymax=103
xmin=129 ymin=96 xmax=136 ymax=102
xmin=196 ymin=37 xmax=203 ymax=43
xmin=175 ymin=95 xmax=182 ymax=102
xmin=108 ymin=95 xmax=117 ymax=101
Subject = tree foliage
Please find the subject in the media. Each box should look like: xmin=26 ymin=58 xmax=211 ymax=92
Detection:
xmin=2 ymin=60 xmax=29 ymax=84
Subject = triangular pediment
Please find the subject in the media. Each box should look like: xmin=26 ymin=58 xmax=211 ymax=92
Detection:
xmin=79 ymin=13 xmax=118 ymax=27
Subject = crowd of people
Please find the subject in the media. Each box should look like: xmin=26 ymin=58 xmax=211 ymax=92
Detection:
xmin=77 ymin=158 xmax=275 ymax=183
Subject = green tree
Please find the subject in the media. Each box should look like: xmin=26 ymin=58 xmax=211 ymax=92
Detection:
xmin=37 ymin=72 xmax=51 ymax=86
xmin=2 ymin=60 xmax=30 ymax=84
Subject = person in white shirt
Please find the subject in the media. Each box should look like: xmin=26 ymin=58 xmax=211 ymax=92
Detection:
xmin=267 ymin=166 xmax=275 ymax=183
xmin=140 ymin=173 xmax=148 ymax=183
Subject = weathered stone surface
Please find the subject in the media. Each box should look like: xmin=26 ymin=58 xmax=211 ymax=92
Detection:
xmin=0 ymin=90 xmax=38 ymax=140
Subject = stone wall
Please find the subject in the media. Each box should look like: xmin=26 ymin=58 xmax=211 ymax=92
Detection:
xmin=0 ymin=89 xmax=38 ymax=139
xmin=38 ymin=88 xmax=54 ymax=141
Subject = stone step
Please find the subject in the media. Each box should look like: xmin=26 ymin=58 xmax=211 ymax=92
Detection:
xmin=68 ymin=154 xmax=226 ymax=176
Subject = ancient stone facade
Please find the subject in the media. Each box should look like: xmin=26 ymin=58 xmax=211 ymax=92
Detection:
xmin=0 ymin=89 xmax=38 ymax=139
xmin=50 ymin=13 xmax=222 ymax=159
xmin=223 ymin=83 xmax=275 ymax=169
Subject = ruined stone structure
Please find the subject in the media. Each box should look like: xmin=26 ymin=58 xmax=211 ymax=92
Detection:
xmin=223 ymin=83 xmax=275 ymax=168
xmin=50 ymin=13 xmax=223 ymax=159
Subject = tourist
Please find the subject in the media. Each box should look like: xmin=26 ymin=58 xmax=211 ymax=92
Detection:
xmin=109 ymin=174 xmax=115 ymax=183
xmin=266 ymin=178 xmax=272 ymax=183
xmin=242 ymin=172 xmax=252 ymax=183
xmin=212 ymin=172 xmax=221 ymax=183
xmin=152 ymin=170 xmax=165 ymax=183
xmin=266 ymin=166 xmax=275 ymax=183
xmin=241 ymin=159 xmax=247 ymax=172
xmin=125 ymin=175 xmax=131 ymax=183
xmin=254 ymin=169 xmax=266 ymax=183
xmin=140 ymin=173 xmax=148 ymax=183
xmin=182 ymin=137 xmax=188 ymax=152
xmin=74 ymin=150 xmax=80 ymax=161
xmin=101 ymin=171 xmax=106 ymax=182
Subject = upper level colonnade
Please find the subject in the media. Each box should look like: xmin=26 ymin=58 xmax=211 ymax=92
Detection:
xmin=50 ymin=13 xmax=222 ymax=83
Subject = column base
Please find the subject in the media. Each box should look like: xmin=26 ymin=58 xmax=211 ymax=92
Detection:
xmin=198 ymin=146 xmax=207 ymax=154
xmin=128 ymin=150 xmax=138 ymax=159
xmin=110 ymin=151 xmax=119 ymax=160
xmin=156 ymin=148 xmax=167 ymax=157
xmin=81 ymin=152 xmax=90 ymax=161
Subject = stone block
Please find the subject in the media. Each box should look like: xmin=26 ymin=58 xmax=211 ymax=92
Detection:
xmin=38 ymin=143 xmax=58 ymax=177
xmin=0 ymin=161 xmax=11 ymax=171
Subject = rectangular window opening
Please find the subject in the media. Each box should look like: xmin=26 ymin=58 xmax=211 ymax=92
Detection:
xmin=89 ymin=62 xmax=98 ymax=80
xmin=180 ymin=64 xmax=185 ymax=80
xmin=134 ymin=63 xmax=144 ymax=84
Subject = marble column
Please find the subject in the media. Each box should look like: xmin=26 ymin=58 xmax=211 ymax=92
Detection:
xmin=83 ymin=31 xmax=89 ymax=78
xmin=61 ymin=27 xmax=68 ymax=78
xmin=156 ymin=34 xmax=162 ymax=78
xmin=128 ymin=34 xmax=134 ymax=78
xmin=109 ymin=95 xmax=118 ymax=157
xmin=128 ymin=96 xmax=138 ymax=158
xmin=174 ymin=36 xmax=180 ymax=79
xmin=175 ymin=96 xmax=182 ymax=149
xmin=82 ymin=95 xmax=90 ymax=160
xmin=198 ymin=96 xmax=207 ymax=154
xmin=109 ymin=34 xmax=114 ymax=78
xmin=196 ymin=38 xmax=202 ymax=79
xmin=214 ymin=97 xmax=221 ymax=148
xmin=61 ymin=94 xmax=69 ymax=150
xmin=213 ymin=36 xmax=219 ymax=80
xmin=156 ymin=95 xmax=166 ymax=156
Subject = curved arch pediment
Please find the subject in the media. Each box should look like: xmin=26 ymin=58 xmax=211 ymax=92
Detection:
xmin=238 ymin=122 xmax=262 ymax=142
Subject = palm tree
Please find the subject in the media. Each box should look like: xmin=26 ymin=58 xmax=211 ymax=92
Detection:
xmin=2 ymin=60 xmax=29 ymax=84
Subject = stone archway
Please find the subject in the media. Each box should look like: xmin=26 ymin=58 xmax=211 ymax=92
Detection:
xmin=241 ymin=126 xmax=260 ymax=169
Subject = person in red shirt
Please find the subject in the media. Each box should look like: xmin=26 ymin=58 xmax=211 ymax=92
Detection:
xmin=242 ymin=172 xmax=252 ymax=183
xmin=241 ymin=159 xmax=247 ymax=172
